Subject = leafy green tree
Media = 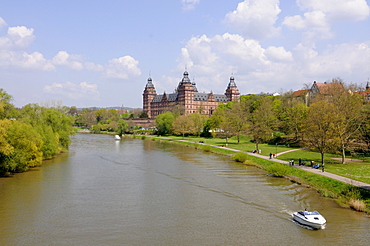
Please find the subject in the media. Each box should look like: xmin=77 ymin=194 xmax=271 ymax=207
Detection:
xmin=116 ymin=119 xmax=129 ymax=135
xmin=303 ymin=100 xmax=340 ymax=165
xmin=359 ymin=104 xmax=370 ymax=152
xmin=155 ymin=112 xmax=175 ymax=135
xmin=0 ymin=89 xmax=17 ymax=120
xmin=329 ymin=92 xmax=364 ymax=163
xmin=223 ymin=102 xmax=249 ymax=144
xmin=139 ymin=111 xmax=148 ymax=118
xmin=189 ymin=113 xmax=207 ymax=137
xmin=281 ymin=102 xmax=308 ymax=140
xmin=173 ymin=115 xmax=194 ymax=138
xmin=0 ymin=119 xmax=14 ymax=175
xmin=6 ymin=121 xmax=43 ymax=172
xmin=38 ymin=125 xmax=59 ymax=159
xmin=249 ymin=97 xmax=278 ymax=150
xmin=206 ymin=105 xmax=226 ymax=137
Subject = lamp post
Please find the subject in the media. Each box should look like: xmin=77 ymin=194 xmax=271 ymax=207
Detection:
xmin=275 ymin=143 xmax=277 ymax=155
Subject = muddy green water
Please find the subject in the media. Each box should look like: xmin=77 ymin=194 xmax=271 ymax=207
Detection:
xmin=0 ymin=134 xmax=369 ymax=245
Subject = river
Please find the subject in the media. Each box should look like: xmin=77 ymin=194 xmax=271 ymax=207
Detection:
xmin=0 ymin=133 xmax=369 ymax=245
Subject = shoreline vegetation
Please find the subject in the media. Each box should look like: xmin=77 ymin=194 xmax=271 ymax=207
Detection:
xmin=132 ymin=134 xmax=370 ymax=214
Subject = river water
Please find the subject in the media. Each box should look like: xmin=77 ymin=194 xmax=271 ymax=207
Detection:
xmin=0 ymin=134 xmax=369 ymax=245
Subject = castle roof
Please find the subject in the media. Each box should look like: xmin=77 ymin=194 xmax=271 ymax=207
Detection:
xmin=194 ymin=92 xmax=228 ymax=102
xmin=152 ymin=93 xmax=178 ymax=103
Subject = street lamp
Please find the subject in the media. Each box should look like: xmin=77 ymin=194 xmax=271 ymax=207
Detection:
xmin=275 ymin=143 xmax=277 ymax=155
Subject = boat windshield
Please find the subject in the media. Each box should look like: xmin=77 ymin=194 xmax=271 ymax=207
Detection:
xmin=303 ymin=211 xmax=320 ymax=215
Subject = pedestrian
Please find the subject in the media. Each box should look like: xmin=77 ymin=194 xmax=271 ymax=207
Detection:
xmin=299 ymin=158 xmax=302 ymax=166
xmin=269 ymin=153 xmax=272 ymax=159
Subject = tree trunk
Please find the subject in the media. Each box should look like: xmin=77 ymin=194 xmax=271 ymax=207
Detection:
xmin=321 ymin=152 xmax=325 ymax=166
xmin=341 ymin=143 xmax=346 ymax=164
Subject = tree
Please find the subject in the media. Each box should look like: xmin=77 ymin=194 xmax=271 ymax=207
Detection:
xmin=303 ymin=100 xmax=340 ymax=165
xmin=0 ymin=89 xmax=17 ymax=120
xmin=155 ymin=112 xmax=175 ymax=135
xmin=0 ymin=119 xmax=14 ymax=175
xmin=329 ymin=91 xmax=364 ymax=163
xmin=281 ymin=102 xmax=308 ymax=140
xmin=116 ymin=119 xmax=129 ymax=136
xmin=359 ymin=104 xmax=370 ymax=153
xmin=207 ymin=106 xmax=225 ymax=133
xmin=6 ymin=121 xmax=43 ymax=172
xmin=222 ymin=102 xmax=249 ymax=144
xmin=249 ymin=97 xmax=278 ymax=150
xmin=139 ymin=111 xmax=148 ymax=118
xmin=173 ymin=115 xmax=194 ymax=138
xmin=189 ymin=113 xmax=207 ymax=137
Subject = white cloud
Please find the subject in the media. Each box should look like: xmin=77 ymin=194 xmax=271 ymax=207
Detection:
xmin=0 ymin=26 xmax=35 ymax=49
xmin=0 ymin=50 xmax=55 ymax=71
xmin=85 ymin=62 xmax=104 ymax=72
xmin=297 ymin=0 xmax=370 ymax=21
xmin=0 ymin=17 xmax=7 ymax=28
xmin=52 ymin=51 xmax=84 ymax=70
xmin=105 ymin=56 xmax=141 ymax=79
xmin=225 ymin=0 xmax=281 ymax=40
xmin=294 ymin=41 xmax=370 ymax=78
xmin=175 ymin=33 xmax=300 ymax=94
xmin=43 ymin=81 xmax=100 ymax=100
xmin=283 ymin=0 xmax=370 ymax=45
xmin=0 ymin=25 xmax=55 ymax=71
xmin=175 ymin=32 xmax=370 ymax=95
xmin=182 ymin=0 xmax=200 ymax=10
xmin=265 ymin=46 xmax=293 ymax=62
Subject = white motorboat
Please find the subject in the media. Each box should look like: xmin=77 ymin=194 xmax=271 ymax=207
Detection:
xmin=293 ymin=211 xmax=326 ymax=229
xmin=114 ymin=135 xmax=121 ymax=140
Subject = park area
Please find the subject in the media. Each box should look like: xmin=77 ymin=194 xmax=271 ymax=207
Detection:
xmin=160 ymin=135 xmax=370 ymax=185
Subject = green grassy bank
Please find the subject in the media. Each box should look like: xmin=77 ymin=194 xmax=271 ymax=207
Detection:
xmin=140 ymin=135 xmax=370 ymax=213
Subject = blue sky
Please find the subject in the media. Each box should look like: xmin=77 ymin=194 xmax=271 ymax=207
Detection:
xmin=1 ymin=0 xmax=369 ymax=108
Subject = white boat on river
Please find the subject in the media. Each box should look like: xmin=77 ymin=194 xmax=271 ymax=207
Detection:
xmin=293 ymin=211 xmax=326 ymax=229
xmin=114 ymin=135 xmax=121 ymax=140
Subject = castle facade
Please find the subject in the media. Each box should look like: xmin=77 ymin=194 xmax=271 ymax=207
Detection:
xmin=143 ymin=71 xmax=240 ymax=118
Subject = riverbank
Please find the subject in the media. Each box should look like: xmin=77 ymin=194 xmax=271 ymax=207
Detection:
xmin=140 ymin=135 xmax=370 ymax=214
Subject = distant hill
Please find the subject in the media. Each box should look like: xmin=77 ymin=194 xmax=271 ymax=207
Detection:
xmin=77 ymin=106 xmax=142 ymax=111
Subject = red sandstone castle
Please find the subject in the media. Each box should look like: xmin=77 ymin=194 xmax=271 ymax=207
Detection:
xmin=143 ymin=70 xmax=240 ymax=118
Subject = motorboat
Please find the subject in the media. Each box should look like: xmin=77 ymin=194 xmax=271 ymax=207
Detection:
xmin=114 ymin=135 xmax=121 ymax=140
xmin=293 ymin=211 xmax=326 ymax=229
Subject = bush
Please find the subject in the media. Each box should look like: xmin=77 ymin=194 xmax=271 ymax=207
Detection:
xmin=265 ymin=163 xmax=291 ymax=177
xmin=232 ymin=152 xmax=249 ymax=163
xmin=349 ymin=199 xmax=366 ymax=212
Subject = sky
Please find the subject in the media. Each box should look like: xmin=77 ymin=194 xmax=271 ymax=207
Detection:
xmin=1 ymin=0 xmax=370 ymax=109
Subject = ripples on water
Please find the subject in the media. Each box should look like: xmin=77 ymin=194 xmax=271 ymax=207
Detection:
xmin=0 ymin=134 xmax=369 ymax=245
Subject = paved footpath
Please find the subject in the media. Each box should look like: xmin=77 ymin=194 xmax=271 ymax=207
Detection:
xmin=202 ymin=142 xmax=370 ymax=191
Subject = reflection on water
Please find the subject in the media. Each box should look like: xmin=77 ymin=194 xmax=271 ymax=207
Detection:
xmin=0 ymin=134 xmax=369 ymax=245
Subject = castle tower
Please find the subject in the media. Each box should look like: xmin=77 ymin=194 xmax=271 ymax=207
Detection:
xmin=366 ymin=81 xmax=370 ymax=91
xmin=143 ymin=77 xmax=156 ymax=118
xmin=177 ymin=70 xmax=195 ymax=115
xmin=225 ymin=75 xmax=240 ymax=101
